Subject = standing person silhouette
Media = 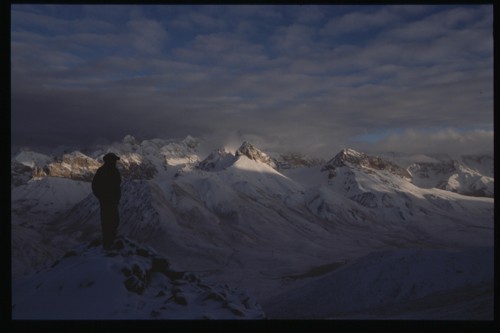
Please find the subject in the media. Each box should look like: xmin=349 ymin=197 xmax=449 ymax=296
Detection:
xmin=91 ymin=153 xmax=122 ymax=250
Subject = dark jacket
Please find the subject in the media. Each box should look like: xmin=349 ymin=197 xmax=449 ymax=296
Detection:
xmin=92 ymin=163 xmax=121 ymax=204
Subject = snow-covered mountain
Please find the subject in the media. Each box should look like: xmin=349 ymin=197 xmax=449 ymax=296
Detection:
xmin=235 ymin=141 xmax=278 ymax=169
xmin=197 ymin=148 xmax=237 ymax=172
xmin=11 ymin=135 xmax=494 ymax=319
xmin=323 ymin=148 xmax=412 ymax=180
xmin=11 ymin=150 xmax=53 ymax=187
xmin=408 ymin=158 xmax=494 ymax=197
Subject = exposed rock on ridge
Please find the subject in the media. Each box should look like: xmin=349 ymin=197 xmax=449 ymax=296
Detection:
xmin=197 ymin=149 xmax=235 ymax=171
xmin=322 ymin=148 xmax=412 ymax=180
xmin=236 ymin=142 xmax=278 ymax=170
xmin=408 ymin=160 xmax=494 ymax=197
xmin=39 ymin=151 xmax=101 ymax=182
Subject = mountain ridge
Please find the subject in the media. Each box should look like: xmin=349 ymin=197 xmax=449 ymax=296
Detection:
xmin=11 ymin=135 xmax=494 ymax=319
xmin=11 ymin=135 xmax=493 ymax=198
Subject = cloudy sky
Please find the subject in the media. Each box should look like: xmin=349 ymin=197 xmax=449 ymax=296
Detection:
xmin=11 ymin=4 xmax=493 ymax=157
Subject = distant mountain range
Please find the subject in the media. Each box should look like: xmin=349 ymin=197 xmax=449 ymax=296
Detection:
xmin=11 ymin=135 xmax=494 ymax=319
xmin=12 ymin=135 xmax=493 ymax=197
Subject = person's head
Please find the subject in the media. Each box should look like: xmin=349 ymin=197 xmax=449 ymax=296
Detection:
xmin=103 ymin=153 xmax=120 ymax=165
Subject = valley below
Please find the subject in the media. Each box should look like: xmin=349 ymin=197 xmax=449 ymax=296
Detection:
xmin=11 ymin=135 xmax=494 ymax=320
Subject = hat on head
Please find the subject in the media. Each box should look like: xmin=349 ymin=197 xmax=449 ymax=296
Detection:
xmin=103 ymin=153 xmax=120 ymax=163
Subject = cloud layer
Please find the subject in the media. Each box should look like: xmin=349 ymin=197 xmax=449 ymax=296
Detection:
xmin=352 ymin=128 xmax=494 ymax=156
xmin=11 ymin=5 xmax=493 ymax=157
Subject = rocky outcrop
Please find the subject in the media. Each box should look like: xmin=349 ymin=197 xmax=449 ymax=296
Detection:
xmin=162 ymin=136 xmax=200 ymax=158
xmin=236 ymin=142 xmax=278 ymax=170
xmin=196 ymin=149 xmax=235 ymax=171
xmin=13 ymin=237 xmax=265 ymax=319
xmin=11 ymin=162 xmax=34 ymax=187
xmin=323 ymin=149 xmax=412 ymax=180
xmin=408 ymin=161 xmax=457 ymax=179
xmin=408 ymin=160 xmax=493 ymax=198
xmin=42 ymin=151 xmax=101 ymax=182
xmin=13 ymin=149 xmax=159 ymax=184
xmin=11 ymin=150 xmax=53 ymax=187
xmin=116 ymin=153 xmax=158 ymax=180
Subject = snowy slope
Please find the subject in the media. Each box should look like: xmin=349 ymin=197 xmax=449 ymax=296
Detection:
xmin=197 ymin=148 xmax=235 ymax=171
xmin=11 ymin=177 xmax=92 ymax=276
xmin=408 ymin=160 xmax=494 ymax=197
xmin=11 ymin=136 xmax=494 ymax=319
xmin=262 ymin=246 xmax=493 ymax=320
xmin=300 ymin=149 xmax=493 ymax=233
xmin=12 ymin=177 xmax=91 ymax=216
xmin=461 ymin=154 xmax=493 ymax=177
xmin=12 ymin=238 xmax=264 ymax=319
xmin=13 ymin=150 xmax=53 ymax=168
xmin=376 ymin=151 xmax=495 ymax=198
xmin=12 ymin=139 xmax=494 ymax=271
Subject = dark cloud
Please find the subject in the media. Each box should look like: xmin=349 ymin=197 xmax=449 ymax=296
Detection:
xmin=11 ymin=5 xmax=493 ymax=158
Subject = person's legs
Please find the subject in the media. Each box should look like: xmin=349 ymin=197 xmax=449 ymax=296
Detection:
xmin=100 ymin=203 xmax=120 ymax=249
xmin=108 ymin=204 xmax=119 ymax=243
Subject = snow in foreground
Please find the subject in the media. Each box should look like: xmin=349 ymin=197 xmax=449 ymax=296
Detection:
xmin=12 ymin=238 xmax=264 ymax=320
xmin=262 ymin=246 xmax=493 ymax=320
